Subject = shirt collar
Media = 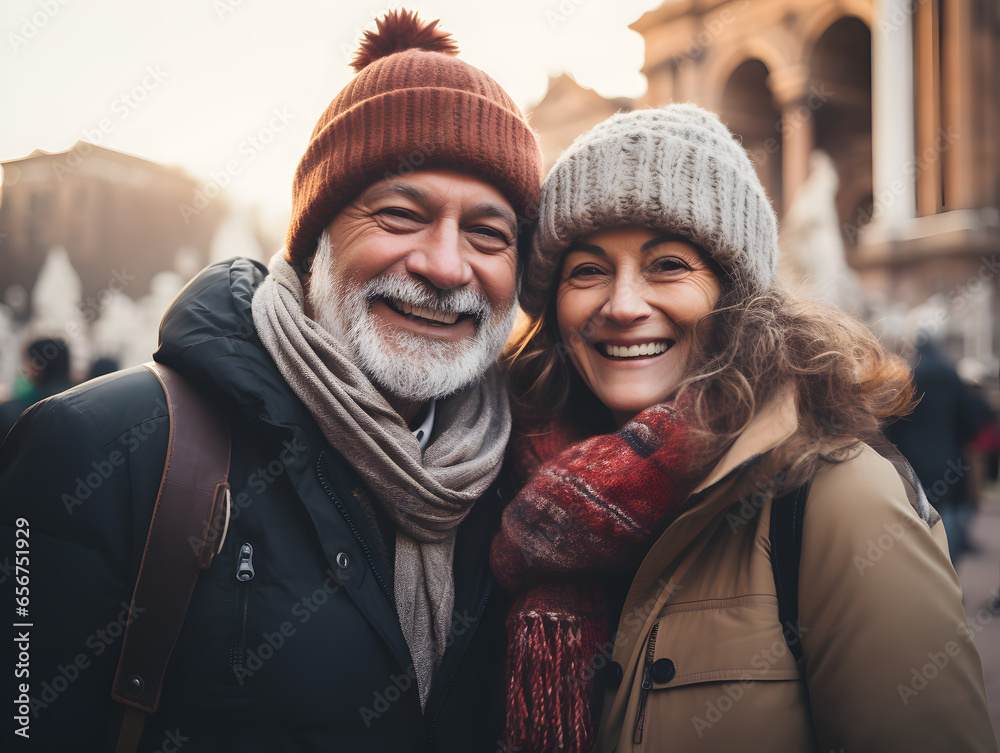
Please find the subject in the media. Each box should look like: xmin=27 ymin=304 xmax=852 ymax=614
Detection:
xmin=411 ymin=398 xmax=436 ymax=451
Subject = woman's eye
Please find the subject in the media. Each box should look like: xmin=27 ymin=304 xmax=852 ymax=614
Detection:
xmin=650 ymin=257 xmax=690 ymax=274
xmin=569 ymin=264 xmax=606 ymax=278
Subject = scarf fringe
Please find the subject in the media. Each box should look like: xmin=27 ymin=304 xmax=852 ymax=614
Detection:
xmin=505 ymin=611 xmax=594 ymax=753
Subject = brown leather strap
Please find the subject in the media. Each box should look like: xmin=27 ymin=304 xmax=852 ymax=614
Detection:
xmin=114 ymin=706 xmax=147 ymax=753
xmin=112 ymin=362 xmax=231 ymax=735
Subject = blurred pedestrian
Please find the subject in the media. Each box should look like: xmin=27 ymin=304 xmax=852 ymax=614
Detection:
xmin=0 ymin=337 xmax=71 ymax=439
xmin=86 ymin=355 xmax=120 ymax=381
xmin=958 ymin=357 xmax=999 ymax=490
xmin=886 ymin=339 xmax=986 ymax=563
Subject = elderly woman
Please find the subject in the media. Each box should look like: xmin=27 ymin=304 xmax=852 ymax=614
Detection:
xmin=490 ymin=105 xmax=994 ymax=753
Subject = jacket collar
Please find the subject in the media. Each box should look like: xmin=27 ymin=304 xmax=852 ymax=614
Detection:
xmin=155 ymin=259 xmax=316 ymax=440
xmin=692 ymin=386 xmax=799 ymax=494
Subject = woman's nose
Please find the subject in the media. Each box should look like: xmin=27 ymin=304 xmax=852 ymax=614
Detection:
xmin=601 ymin=275 xmax=653 ymax=324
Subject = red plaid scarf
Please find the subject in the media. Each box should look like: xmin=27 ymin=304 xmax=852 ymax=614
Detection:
xmin=490 ymin=402 xmax=707 ymax=752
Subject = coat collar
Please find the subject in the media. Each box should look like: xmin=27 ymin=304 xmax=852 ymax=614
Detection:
xmin=692 ymin=386 xmax=799 ymax=494
xmin=155 ymin=258 xmax=307 ymax=428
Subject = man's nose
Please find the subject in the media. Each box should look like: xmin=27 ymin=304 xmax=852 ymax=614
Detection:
xmin=601 ymin=275 xmax=653 ymax=324
xmin=404 ymin=221 xmax=474 ymax=290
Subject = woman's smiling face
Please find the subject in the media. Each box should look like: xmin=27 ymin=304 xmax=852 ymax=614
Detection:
xmin=555 ymin=226 xmax=722 ymax=425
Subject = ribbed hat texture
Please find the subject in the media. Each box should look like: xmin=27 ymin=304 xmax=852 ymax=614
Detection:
xmin=285 ymin=10 xmax=543 ymax=265
xmin=520 ymin=104 xmax=779 ymax=315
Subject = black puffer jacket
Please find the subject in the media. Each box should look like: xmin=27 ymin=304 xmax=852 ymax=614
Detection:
xmin=0 ymin=259 xmax=512 ymax=752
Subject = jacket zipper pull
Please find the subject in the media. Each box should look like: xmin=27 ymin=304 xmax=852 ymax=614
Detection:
xmin=231 ymin=543 xmax=254 ymax=683
xmin=236 ymin=543 xmax=255 ymax=581
xmin=632 ymin=624 xmax=659 ymax=744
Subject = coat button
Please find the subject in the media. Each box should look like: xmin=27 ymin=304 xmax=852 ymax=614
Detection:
xmin=604 ymin=661 xmax=624 ymax=689
xmin=336 ymin=552 xmax=350 ymax=569
xmin=651 ymin=658 xmax=676 ymax=684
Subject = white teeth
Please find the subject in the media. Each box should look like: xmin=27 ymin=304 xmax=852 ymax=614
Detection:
xmin=602 ymin=342 xmax=670 ymax=359
xmin=395 ymin=300 xmax=459 ymax=325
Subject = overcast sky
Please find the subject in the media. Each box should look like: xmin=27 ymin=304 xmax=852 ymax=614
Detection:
xmin=1 ymin=0 xmax=662 ymax=237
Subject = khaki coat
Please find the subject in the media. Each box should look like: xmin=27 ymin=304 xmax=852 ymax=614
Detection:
xmin=597 ymin=394 xmax=996 ymax=752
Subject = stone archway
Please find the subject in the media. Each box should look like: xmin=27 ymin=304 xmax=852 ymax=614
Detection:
xmin=808 ymin=16 xmax=873 ymax=255
xmin=719 ymin=59 xmax=784 ymax=213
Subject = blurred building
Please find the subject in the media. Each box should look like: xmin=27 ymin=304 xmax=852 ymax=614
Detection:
xmin=0 ymin=142 xmax=226 ymax=322
xmin=532 ymin=74 xmax=636 ymax=169
xmin=529 ymin=0 xmax=1000 ymax=376
xmin=0 ymin=144 xmax=279 ymax=386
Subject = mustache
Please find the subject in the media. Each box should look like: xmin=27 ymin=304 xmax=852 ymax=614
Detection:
xmin=364 ymin=274 xmax=492 ymax=322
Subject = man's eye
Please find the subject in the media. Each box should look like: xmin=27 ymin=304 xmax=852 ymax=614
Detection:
xmin=377 ymin=207 xmax=421 ymax=222
xmin=470 ymin=226 xmax=509 ymax=242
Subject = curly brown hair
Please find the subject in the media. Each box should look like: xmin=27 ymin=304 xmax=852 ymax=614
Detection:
xmin=503 ymin=270 xmax=916 ymax=489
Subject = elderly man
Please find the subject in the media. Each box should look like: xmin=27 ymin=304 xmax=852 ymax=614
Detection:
xmin=0 ymin=10 xmax=541 ymax=752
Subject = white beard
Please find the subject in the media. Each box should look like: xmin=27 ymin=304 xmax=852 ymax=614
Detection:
xmin=307 ymin=230 xmax=518 ymax=402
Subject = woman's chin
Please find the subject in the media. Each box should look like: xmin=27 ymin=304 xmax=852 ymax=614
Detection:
xmin=605 ymin=400 xmax=659 ymax=427
xmin=595 ymin=387 xmax=682 ymax=426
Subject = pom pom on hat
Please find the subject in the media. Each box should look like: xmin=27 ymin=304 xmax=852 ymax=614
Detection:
xmin=351 ymin=9 xmax=459 ymax=72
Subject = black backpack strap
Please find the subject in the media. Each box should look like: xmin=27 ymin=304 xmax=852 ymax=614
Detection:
xmin=770 ymin=482 xmax=810 ymax=663
xmin=111 ymin=362 xmax=232 ymax=753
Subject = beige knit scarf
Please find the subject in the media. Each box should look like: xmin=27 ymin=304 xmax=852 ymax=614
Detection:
xmin=251 ymin=252 xmax=511 ymax=707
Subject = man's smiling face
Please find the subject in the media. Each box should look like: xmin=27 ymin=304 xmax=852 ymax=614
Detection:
xmin=305 ymin=169 xmax=520 ymax=405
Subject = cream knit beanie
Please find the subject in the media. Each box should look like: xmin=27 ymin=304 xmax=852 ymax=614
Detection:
xmin=521 ymin=104 xmax=779 ymax=315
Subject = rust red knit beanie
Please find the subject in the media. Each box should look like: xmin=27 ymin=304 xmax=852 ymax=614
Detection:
xmin=285 ymin=9 xmax=543 ymax=265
